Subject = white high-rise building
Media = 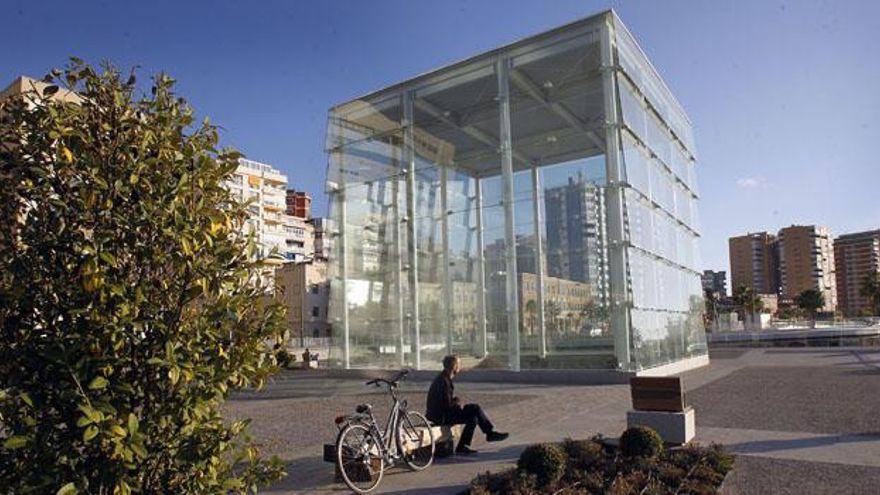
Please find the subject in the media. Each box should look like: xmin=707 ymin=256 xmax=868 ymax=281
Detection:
xmin=226 ymin=158 xmax=314 ymax=265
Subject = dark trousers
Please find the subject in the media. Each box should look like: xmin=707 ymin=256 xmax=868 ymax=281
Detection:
xmin=442 ymin=404 xmax=494 ymax=448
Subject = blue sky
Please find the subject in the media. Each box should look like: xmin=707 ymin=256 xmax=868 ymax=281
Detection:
xmin=3 ymin=0 xmax=878 ymax=275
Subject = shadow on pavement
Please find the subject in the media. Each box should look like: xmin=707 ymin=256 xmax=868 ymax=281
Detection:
xmin=729 ymin=432 xmax=880 ymax=455
xmin=262 ymin=444 xmax=525 ymax=493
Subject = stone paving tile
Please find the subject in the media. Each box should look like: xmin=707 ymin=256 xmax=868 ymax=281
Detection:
xmin=726 ymin=455 xmax=880 ymax=495
xmin=698 ymin=426 xmax=880 ymax=468
xmin=688 ymin=366 xmax=880 ymax=435
xmin=233 ymin=347 xmax=880 ymax=493
xmin=225 ymin=391 xmax=534 ymax=460
xmin=709 ymin=348 xmax=750 ymax=359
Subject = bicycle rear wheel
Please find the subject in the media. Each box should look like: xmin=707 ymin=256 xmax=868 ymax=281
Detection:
xmin=336 ymin=423 xmax=384 ymax=493
xmin=395 ymin=411 xmax=434 ymax=471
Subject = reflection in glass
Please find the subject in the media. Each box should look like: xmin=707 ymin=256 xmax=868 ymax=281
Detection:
xmin=325 ymin=11 xmax=707 ymax=372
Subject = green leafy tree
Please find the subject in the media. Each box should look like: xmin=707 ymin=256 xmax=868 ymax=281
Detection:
xmin=703 ymin=288 xmax=718 ymax=330
xmin=0 ymin=61 xmax=286 ymax=493
xmin=796 ymin=288 xmax=825 ymax=328
xmin=860 ymin=272 xmax=880 ymax=316
xmin=732 ymin=285 xmax=763 ymax=327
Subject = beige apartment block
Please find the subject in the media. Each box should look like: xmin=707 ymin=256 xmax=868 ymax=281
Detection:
xmin=276 ymin=260 xmax=331 ymax=344
xmin=778 ymin=225 xmax=837 ymax=311
xmin=834 ymin=229 xmax=880 ymax=316
xmin=728 ymin=232 xmax=779 ymax=295
xmin=1 ymin=76 xmax=82 ymax=108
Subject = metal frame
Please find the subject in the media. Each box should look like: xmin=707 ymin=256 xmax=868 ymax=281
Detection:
xmin=497 ymin=57 xmax=521 ymax=371
xmin=403 ymin=90 xmax=421 ymax=370
xmin=327 ymin=10 xmax=706 ymax=373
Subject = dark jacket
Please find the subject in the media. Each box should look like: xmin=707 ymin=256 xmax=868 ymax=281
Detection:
xmin=426 ymin=373 xmax=456 ymax=423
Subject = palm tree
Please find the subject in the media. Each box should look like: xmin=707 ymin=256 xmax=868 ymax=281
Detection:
xmin=860 ymin=272 xmax=880 ymax=317
xmin=733 ymin=285 xmax=763 ymax=329
xmin=796 ymin=288 xmax=825 ymax=328
xmin=703 ymin=288 xmax=719 ymax=331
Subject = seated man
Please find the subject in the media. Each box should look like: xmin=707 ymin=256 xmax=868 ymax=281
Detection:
xmin=426 ymin=355 xmax=509 ymax=455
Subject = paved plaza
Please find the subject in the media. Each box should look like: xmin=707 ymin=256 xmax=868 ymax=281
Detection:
xmin=225 ymin=347 xmax=880 ymax=494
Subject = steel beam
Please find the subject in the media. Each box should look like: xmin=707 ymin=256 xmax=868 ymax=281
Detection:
xmin=600 ymin=16 xmax=632 ymax=370
xmin=403 ymin=90 xmax=421 ymax=370
xmin=509 ymin=68 xmax=606 ymax=152
xmin=531 ymin=165 xmax=547 ymax=358
xmin=441 ymin=165 xmax=453 ymax=355
xmin=474 ymin=179 xmax=488 ymax=358
xmin=497 ymin=57 xmax=521 ymax=371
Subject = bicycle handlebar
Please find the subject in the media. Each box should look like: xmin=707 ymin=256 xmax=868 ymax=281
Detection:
xmin=365 ymin=369 xmax=409 ymax=388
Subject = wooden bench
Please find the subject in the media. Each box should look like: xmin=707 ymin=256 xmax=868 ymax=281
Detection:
xmin=627 ymin=376 xmax=694 ymax=444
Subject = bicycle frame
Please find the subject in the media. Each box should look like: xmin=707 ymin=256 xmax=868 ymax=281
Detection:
xmin=341 ymin=375 xmax=410 ymax=464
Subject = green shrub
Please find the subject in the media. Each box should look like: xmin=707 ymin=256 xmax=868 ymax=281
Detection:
xmin=0 ymin=61 xmax=286 ymax=493
xmin=562 ymin=438 xmax=605 ymax=471
xmin=702 ymin=443 xmax=735 ymax=476
xmin=516 ymin=443 xmax=567 ymax=486
xmin=468 ymin=468 xmax=537 ymax=495
xmin=469 ymin=438 xmax=733 ymax=495
xmin=619 ymin=426 xmax=664 ymax=459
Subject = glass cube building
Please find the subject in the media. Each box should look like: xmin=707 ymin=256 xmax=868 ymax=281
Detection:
xmin=324 ymin=10 xmax=707 ymax=373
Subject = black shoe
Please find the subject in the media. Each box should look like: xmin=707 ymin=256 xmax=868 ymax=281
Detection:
xmin=455 ymin=445 xmax=478 ymax=455
xmin=486 ymin=431 xmax=509 ymax=442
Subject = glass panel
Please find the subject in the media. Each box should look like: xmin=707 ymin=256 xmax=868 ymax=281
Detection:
xmin=621 ymin=130 xmax=650 ymax=197
xmin=619 ymin=78 xmax=646 ymax=141
xmin=447 ymin=171 xmax=481 ymax=358
xmin=508 ymin=24 xmax=612 ymax=369
xmin=413 ymin=60 xmax=500 ymax=369
xmin=480 ymin=175 xmax=510 ymax=365
xmin=650 ymin=163 xmax=675 ymax=213
xmin=625 ymin=188 xmax=653 ymax=254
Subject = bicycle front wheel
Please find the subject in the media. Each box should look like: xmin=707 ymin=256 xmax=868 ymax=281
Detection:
xmin=336 ymin=423 xmax=384 ymax=493
xmin=395 ymin=411 xmax=434 ymax=471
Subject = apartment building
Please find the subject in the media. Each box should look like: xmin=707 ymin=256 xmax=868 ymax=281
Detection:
xmin=286 ymin=190 xmax=312 ymax=219
xmin=728 ymin=232 xmax=779 ymax=295
xmin=834 ymin=229 xmax=880 ymax=316
xmin=309 ymin=218 xmax=334 ymax=260
xmin=1 ymin=76 xmax=81 ymax=108
xmin=778 ymin=225 xmax=836 ymax=311
xmin=701 ymin=270 xmax=727 ymax=296
xmin=276 ymin=260 xmax=331 ymax=342
xmin=226 ymin=158 xmax=314 ymax=263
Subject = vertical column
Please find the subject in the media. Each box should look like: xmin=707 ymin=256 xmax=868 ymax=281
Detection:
xmin=600 ymin=15 xmax=632 ymax=370
xmin=335 ymin=154 xmax=351 ymax=369
xmin=474 ymin=178 xmax=489 ymax=358
xmin=497 ymin=57 xmax=521 ymax=371
xmin=403 ymin=90 xmax=421 ymax=370
xmin=392 ymin=138 xmax=406 ymax=366
xmin=441 ymin=165 xmax=453 ymax=355
xmin=531 ymin=165 xmax=547 ymax=358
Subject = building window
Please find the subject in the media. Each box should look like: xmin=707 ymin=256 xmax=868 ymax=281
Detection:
xmin=311 ymin=284 xmax=319 ymax=294
xmin=311 ymin=307 xmax=320 ymax=317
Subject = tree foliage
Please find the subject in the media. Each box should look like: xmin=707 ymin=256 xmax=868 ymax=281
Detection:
xmin=0 ymin=61 xmax=286 ymax=493
xmin=860 ymin=272 xmax=880 ymax=316
xmin=796 ymin=288 xmax=825 ymax=315
xmin=732 ymin=285 xmax=763 ymax=316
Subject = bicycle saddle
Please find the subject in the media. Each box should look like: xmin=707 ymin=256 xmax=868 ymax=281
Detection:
xmin=355 ymin=403 xmax=372 ymax=414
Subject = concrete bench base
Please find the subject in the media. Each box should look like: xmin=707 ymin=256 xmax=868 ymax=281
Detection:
xmin=627 ymin=407 xmax=695 ymax=445
xmin=431 ymin=424 xmax=464 ymax=457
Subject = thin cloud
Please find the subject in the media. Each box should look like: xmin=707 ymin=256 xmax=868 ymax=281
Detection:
xmin=736 ymin=176 xmax=768 ymax=189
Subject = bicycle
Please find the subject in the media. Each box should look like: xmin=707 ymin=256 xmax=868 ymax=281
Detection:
xmin=334 ymin=369 xmax=435 ymax=493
